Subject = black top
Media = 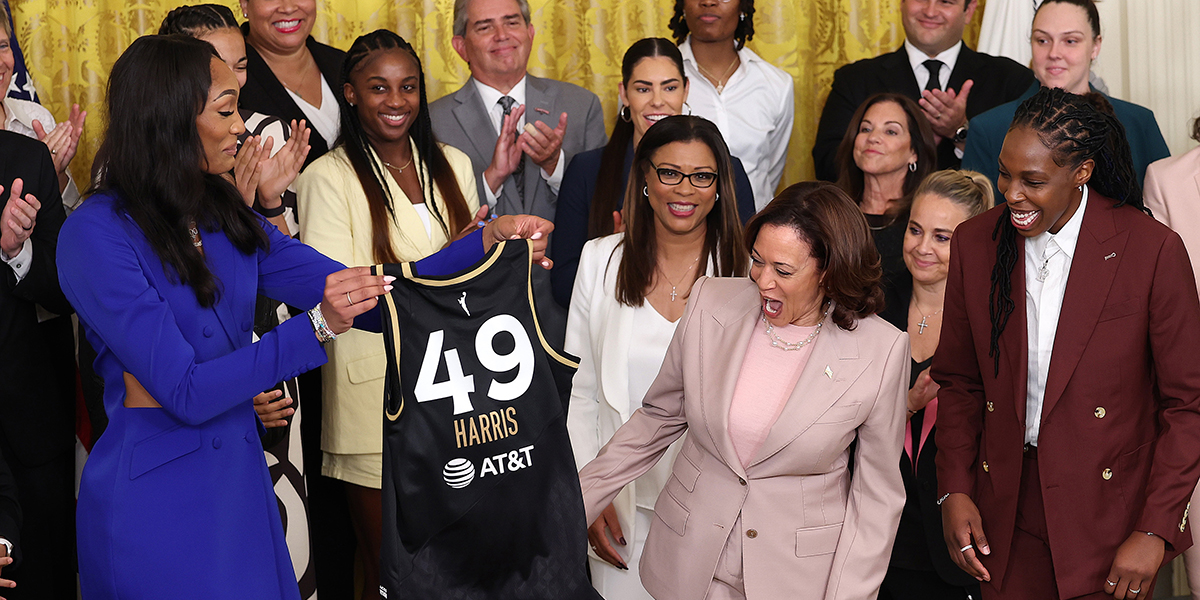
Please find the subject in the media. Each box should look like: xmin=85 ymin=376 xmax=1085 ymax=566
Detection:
xmin=550 ymin=142 xmax=758 ymax=308
xmin=238 ymin=25 xmax=346 ymax=168
xmin=375 ymin=241 xmax=599 ymax=599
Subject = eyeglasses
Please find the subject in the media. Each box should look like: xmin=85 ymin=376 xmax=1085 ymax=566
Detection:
xmin=651 ymin=162 xmax=718 ymax=188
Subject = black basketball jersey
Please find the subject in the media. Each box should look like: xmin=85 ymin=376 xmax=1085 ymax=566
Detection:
xmin=374 ymin=240 xmax=599 ymax=600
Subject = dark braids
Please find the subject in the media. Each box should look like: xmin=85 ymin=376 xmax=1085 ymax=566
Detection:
xmin=987 ymin=86 xmax=1145 ymax=373
xmin=337 ymin=30 xmax=472 ymax=264
xmin=669 ymin=0 xmax=755 ymax=50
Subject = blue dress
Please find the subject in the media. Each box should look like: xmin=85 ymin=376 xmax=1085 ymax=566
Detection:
xmin=58 ymin=192 xmax=484 ymax=599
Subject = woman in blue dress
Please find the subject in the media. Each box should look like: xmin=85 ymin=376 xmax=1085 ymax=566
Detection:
xmin=57 ymin=34 xmax=550 ymax=599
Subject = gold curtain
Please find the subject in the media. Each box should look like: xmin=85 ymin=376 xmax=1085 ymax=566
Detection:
xmin=11 ymin=0 xmax=983 ymax=191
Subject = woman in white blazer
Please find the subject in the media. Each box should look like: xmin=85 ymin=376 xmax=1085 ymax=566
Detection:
xmin=566 ymin=115 xmax=747 ymax=598
xmin=294 ymin=31 xmax=480 ymax=600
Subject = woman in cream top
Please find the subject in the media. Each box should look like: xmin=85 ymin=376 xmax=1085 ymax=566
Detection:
xmin=295 ymin=30 xmax=479 ymax=600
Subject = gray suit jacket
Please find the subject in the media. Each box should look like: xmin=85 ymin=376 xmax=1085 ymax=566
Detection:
xmin=430 ymin=74 xmax=608 ymax=221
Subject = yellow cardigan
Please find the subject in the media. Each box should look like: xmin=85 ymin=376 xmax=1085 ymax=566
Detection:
xmin=295 ymin=141 xmax=480 ymax=456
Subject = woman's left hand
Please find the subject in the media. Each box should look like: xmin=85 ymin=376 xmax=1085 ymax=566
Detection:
xmin=253 ymin=389 xmax=294 ymax=428
xmin=233 ymin=135 xmax=265 ymax=207
xmin=256 ymin=120 xmax=312 ymax=207
xmin=320 ymin=267 xmax=395 ymax=334
xmin=907 ymin=367 xmax=939 ymax=416
xmin=482 ymin=214 xmax=554 ymax=269
xmin=1103 ymin=532 xmax=1164 ymax=599
xmin=32 ymin=104 xmax=86 ymax=177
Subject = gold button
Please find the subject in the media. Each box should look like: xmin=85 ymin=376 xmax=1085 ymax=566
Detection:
xmin=1094 ymin=407 xmax=1106 ymax=418
xmin=982 ymin=461 xmax=989 ymax=472
xmin=1102 ymin=468 xmax=1113 ymax=480
xmin=987 ymin=401 xmax=994 ymax=412
xmin=746 ymin=529 xmax=758 ymax=539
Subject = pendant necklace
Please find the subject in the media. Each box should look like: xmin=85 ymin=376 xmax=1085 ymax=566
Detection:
xmin=660 ymin=254 xmax=702 ymax=302
xmin=914 ymin=304 xmax=943 ymax=335
xmin=696 ymin=56 xmax=739 ymax=94
xmin=1036 ymin=245 xmax=1063 ymax=282
xmin=382 ymin=156 xmax=414 ymax=173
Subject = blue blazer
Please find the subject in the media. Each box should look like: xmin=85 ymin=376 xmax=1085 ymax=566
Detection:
xmin=58 ymin=192 xmax=484 ymax=599
xmin=550 ymin=143 xmax=756 ymax=308
xmin=962 ymin=84 xmax=1171 ymax=195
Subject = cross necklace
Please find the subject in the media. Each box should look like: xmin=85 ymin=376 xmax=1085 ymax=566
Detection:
xmin=914 ymin=301 xmax=943 ymax=335
xmin=660 ymin=254 xmax=702 ymax=302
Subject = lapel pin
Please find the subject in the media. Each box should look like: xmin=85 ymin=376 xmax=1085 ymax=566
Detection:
xmin=1104 ymin=252 xmax=1116 ymax=261
xmin=534 ymin=107 xmax=550 ymax=115
xmin=824 ymin=366 xmax=834 ymax=379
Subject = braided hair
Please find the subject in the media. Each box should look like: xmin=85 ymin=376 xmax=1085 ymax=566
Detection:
xmin=338 ymin=30 xmax=472 ymax=264
xmin=158 ymin=4 xmax=239 ymax=35
xmin=986 ymin=86 xmax=1144 ymax=374
xmin=669 ymin=0 xmax=755 ymax=50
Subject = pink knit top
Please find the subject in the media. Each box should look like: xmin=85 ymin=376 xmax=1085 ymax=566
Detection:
xmin=728 ymin=317 xmax=816 ymax=468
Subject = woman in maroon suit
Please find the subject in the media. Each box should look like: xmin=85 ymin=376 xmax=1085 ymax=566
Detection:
xmin=934 ymin=86 xmax=1200 ymax=600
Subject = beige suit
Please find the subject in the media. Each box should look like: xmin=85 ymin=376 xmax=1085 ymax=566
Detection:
xmin=1144 ymin=146 xmax=1200 ymax=600
xmin=296 ymin=142 xmax=479 ymax=484
xmin=578 ymin=276 xmax=909 ymax=600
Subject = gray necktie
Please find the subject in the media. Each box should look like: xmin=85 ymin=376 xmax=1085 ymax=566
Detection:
xmin=922 ymin=59 xmax=944 ymax=92
xmin=498 ymin=96 xmax=525 ymax=203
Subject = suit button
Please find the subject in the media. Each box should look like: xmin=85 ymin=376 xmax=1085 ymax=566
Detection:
xmin=202 ymin=326 xmax=213 ymax=338
xmin=986 ymin=401 xmax=994 ymax=412
xmin=982 ymin=461 xmax=989 ymax=473
xmin=1094 ymin=407 xmax=1106 ymax=418
xmin=1102 ymin=468 xmax=1113 ymax=480
xmin=212 ymin=437 xmax=222 ymax=449
xmin=739 ymin=478 xmax=746 ymax=486
xmin=746 ymin=529 xmax=758 ymax=539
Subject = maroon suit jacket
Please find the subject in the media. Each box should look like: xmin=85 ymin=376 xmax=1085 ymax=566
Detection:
xmin=933 ymin=195 xmax=1200 ymax=597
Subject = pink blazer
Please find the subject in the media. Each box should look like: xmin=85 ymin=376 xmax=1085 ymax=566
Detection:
xmin=577 ymin=276 xmax=909 ymax=600
xmin=1145 ymin=146 xmax=1200 ymax=292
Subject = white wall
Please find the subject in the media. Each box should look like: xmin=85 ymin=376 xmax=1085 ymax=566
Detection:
xmin=1092 ymin=0 xmax=1200 ymax=155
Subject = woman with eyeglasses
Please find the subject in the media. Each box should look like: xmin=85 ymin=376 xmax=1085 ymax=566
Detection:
xmin=565 ymin=114 xmax=746 ymax=599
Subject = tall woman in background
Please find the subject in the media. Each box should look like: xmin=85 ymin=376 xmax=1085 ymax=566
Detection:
xmin=294 ymin=29 xmax=481 ymax=600
xmin=877 ymin=170 xmax=992 ymax=600
xmin=936 ymin=87 xmax=1200 ymax=600
xmin=552 ymin=38 xmax=755 ymax=308
xmin=566 ymin=115 xmax=746 ymax=599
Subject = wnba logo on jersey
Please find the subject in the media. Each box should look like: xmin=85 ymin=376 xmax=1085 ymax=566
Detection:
xmin=441 ymin=445 xmax=535 ymax=488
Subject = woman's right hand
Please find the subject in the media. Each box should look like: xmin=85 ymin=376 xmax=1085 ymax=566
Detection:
xmin=481 ymin=214 xmax=554 ymax=269
xmin=587 ymin=502 xmax=628 ymax=570
xmin=941 ymin=492 xmax=991 ymax=581
xmin=907 ymin=367 xmax=939 ymax=416
xmin=320 ymin=267 xmax=395 ymax=334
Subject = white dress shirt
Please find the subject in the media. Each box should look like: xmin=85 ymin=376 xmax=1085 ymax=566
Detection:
xmin=2 ymin=96 xmax=82 ymax=213
xmin=472 ymin=76 xmax=565 ymax=207
xmin=680 ymin=38 xmax=795 ymax=211
xmin=904 ymin=40 xmax=963 ymax=92
xmin=1 ymin=239 xmax=32 ymax=282
xmin=1024 ymin=185 xmax=1088 ymax=446
xmin=284 ymin=76 xmax=340 ymax=150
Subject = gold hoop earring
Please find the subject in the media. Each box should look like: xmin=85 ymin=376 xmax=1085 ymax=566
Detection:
xmin=620 ymin=106 xmax=631 ymax=123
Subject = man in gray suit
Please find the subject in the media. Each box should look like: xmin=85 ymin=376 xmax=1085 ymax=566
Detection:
xmin=430 ymin=0 xmax=607 ymax=344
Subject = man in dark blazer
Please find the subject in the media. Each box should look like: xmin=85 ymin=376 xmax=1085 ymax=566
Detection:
xmin=0 ymin=130 xmax=76 ymax=599
xmin=429 ymin=0 xmax=606 ymax=345
xmin=812 ymin=0 xmax=1035 ymax=181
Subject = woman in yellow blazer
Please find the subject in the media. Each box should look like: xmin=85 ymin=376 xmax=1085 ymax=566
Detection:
xmin=578 ymin=182 xmax=909 ymax=600
xmin=295 ymin=30 xmax=480 ymax=600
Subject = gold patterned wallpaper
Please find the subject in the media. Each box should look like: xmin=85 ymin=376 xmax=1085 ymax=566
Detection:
xmin=10 ymin=0 xmax=983 ymax=192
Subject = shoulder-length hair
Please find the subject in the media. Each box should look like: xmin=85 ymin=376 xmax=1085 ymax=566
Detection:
xmin=744 ymin=182 xmax=883 ymax=330
xmin=835 ymin=93 xmax=937 ymax=218
xmin=589 ymin=37 xmax=685 ymax=240
xmin=616 ymin=115 xmax=748 ymax=306
xmin=91 ymin=34 xmax=268 ymax=308
xmin=338 ymin=30 xmax=473 ymax=264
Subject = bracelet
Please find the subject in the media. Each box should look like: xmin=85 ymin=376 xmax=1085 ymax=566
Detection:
xmin=937 ymin=493 xmax=952 ymax=506
xmin=308 ymin=305 xmax=337 ymax=344
xmin=255 ymin=197 xmax=287 ymax=218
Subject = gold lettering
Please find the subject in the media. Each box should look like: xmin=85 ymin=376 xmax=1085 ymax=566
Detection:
xmin=479 ymin=413 xmax=493 ymax=444
xmin=454 ymin=418 xmax=467 ymax=449
xmin=506 ymin=406 xmax=519 ymax=435
xmin=489 ymin=412 xmax=504 ymax=440
xmin=468 ymin=418 xmax=480 ymax=446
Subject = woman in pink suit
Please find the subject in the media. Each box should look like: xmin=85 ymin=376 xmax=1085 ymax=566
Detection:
xmin=578 ymin=181 xmax=910 ymax=599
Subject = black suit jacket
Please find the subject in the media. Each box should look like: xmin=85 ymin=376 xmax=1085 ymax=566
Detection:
xmin=0 ymin=131 xmax=75 ymax=468
xmin=239 ymin=25 xmax=346 ymax=168
xmin=813 ymin=45 xmax=1035 ymax=182
xmin=0 ymin=444 xmax=20 ymax=568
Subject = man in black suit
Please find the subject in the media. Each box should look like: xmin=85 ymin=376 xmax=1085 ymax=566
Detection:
xmin=0 ymin=130 xmax=76 ymax=599
xmin=812 ymin=0 xmax=1035 ymax=182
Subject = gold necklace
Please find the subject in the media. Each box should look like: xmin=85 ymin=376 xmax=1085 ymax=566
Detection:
xmin=696 ymin=55 xmax=740 ymax=94
xmin=382 ymin=156 xmax=414 ymax=173
xmin=659 ymin=253 xmax=702 ymax=302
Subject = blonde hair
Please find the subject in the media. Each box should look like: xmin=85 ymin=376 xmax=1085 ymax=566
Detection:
xmin=1 ymin=3 xmax=11 ymax=39
xmin=913 ymin=170 xmax=995 ymax=219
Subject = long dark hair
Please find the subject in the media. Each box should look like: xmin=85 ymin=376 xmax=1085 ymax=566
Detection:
xmin=157 ymin=3 xmax=238 ymax=35
xmin=669 ymin=0 xmax=755 ymax=50
xmin=986 ymin=86 xmax=1143 ymax=374
xmin=589 ymin=38 xmax=685 ymax=240
xmin=338 ymin=30 xmax=472 ymax=264
xmin=835 ymin=93 xmax=937 ymax=219
xmin=90 ymin=35 xmax=268 ymax=308
xmin=616 ymin=115 xmax=747 ymax=306
xmin=744 ymin=182 xmax=884 ymax=331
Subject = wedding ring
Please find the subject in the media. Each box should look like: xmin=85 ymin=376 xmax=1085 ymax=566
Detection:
xmin=346 ymin=291 xmax=354 ymax=306
xmin=1107 ymin=580 xmax=1117 ymax=587
xmin=1129 ymin=588 xmax=1141 ymax=594
xmin=935 ymin=113 xmax=942 ymax=120
xmin=21 ymin=224 xmax=32 ymax=231
xmin=959 ymin=544 xmax=973 ymax=553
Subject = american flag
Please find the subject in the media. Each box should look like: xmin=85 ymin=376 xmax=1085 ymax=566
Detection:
xmin=3 ymin=0 xmax=40 ymax=103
